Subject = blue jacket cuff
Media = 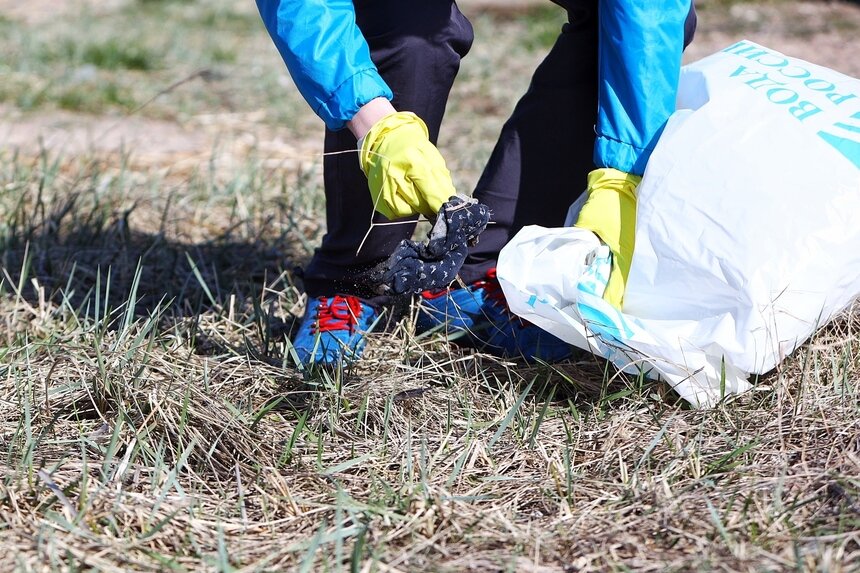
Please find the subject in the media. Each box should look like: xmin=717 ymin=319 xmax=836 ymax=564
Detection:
xmin=593 ymin=133 xmax=659 ymax=176
xmin=317 ymin=69 xmax=393 ymax=131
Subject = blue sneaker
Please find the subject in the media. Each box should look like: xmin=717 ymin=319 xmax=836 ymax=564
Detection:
xmin=293 ymin=295 xmax=377 ymax=366
xmin=416 ymin=269 xmax=572 ymax=363
xmin=415 ymin=277 xmax=492 ymax=333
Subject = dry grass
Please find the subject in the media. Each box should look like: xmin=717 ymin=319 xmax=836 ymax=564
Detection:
xmin=0 ymin=153 xmax=858 ymax=572
xmin=2 ymin=1 xmax=860 ymax=571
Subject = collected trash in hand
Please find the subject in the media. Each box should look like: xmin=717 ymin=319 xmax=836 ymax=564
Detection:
xmin=376 ymin=195 xmax=491 ymax=295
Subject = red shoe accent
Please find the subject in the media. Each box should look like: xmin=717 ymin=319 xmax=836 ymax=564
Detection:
xmin=480 ymin=268 xmax=532 ymax=326
xmin=421 ymin=268 xmax=506 ymax=302
xmin=311 ymin=295 xmax=364 ymax=334
xmin=420 ymin=288 xmax=451 ymax=301
xmin=473 ymin=268 xmax=506 ymax=307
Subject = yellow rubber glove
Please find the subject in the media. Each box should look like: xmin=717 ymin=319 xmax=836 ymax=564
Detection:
xmin=574 ymin=168 xmax=641 ymax=310
xmin=359 ymin=112 xmax=456 ymax=220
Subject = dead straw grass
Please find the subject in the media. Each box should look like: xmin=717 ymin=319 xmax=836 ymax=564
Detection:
xmin=0 ymin=154 xmax=858 ymax=572
xmin=2 ymin=1 xmax=860 ymax=569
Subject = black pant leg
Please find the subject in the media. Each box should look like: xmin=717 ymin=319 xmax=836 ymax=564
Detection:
xmin=461 ymin=3 xmax=599 ymax=283
xmin=303 ymin=1 xmax=473 ymax=299
xmin=461 ymin=0 xmax=697 ymax=284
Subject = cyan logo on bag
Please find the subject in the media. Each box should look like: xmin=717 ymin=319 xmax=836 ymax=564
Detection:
xmin=722 ymin=40 xmax=859 ymax=169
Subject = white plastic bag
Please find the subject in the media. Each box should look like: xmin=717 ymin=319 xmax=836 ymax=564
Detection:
xmin=497 ymin=41 xmax=860 ymax=407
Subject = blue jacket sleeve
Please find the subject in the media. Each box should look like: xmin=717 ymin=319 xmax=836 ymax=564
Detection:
xmin=256 ymin=0 xmax=393 ymax=131
xmin=594 ymin=0 xmax=690 ymax=175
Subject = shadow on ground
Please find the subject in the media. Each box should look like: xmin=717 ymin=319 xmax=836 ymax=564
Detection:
xmin=0 ymin=184 xmax=309 ymax=340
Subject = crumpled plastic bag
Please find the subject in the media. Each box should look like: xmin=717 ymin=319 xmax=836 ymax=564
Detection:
xmin=498 ymin=41 xmax=860 ymax=407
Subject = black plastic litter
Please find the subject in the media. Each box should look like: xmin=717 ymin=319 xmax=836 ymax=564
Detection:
xmin=376 ymin=195 xmax=491 ymax=295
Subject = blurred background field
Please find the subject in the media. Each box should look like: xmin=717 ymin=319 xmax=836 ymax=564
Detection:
xmin=2 ymin=0 xmax=859 ymax=185
xmin=1 ymin=1 xmax=858 ymax=571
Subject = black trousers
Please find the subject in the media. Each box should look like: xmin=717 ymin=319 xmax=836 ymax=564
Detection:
xmin=303 ymin=0 xmax=473 ymax=299
xmin=303 ymin=1 xmax=696 ymax=298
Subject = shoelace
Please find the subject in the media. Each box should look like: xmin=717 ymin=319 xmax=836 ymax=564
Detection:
xmin=311 ymin=295 xmax=364 ymax=334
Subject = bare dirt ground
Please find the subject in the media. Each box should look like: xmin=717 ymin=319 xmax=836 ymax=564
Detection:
xmin=682 ymin=0 xmax=860 ymax=73
xmin=0 ymin=0 xmax=127 ymax=24
xmin=2 ymin=0 xmax=858 ymax=181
